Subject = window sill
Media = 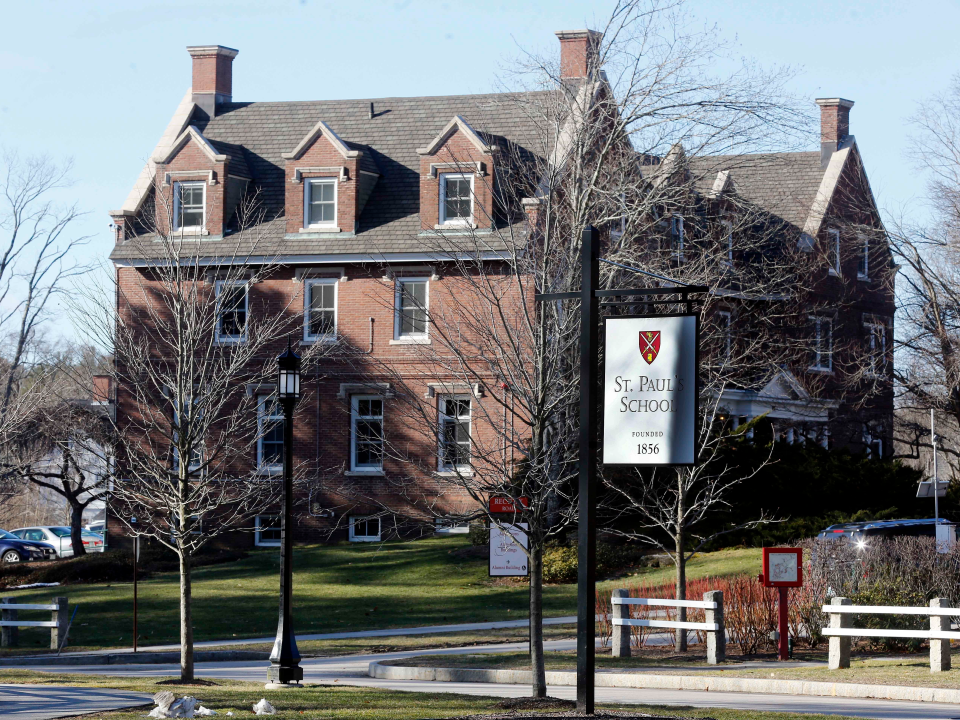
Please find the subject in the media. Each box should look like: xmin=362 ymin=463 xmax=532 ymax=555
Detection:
xmin=435 ymin=222 xmax=477 ymax=230
xmin=255 ymin=541 xmax=281 ymax=547
xmin=390 ymin=337 xmax=431 ymax=345
xmin=216 ymin=336 xmax=247 ymax=345
xmin=435 ymin=470 xmax=474 ymax=477
xmin=828 ymin=268 xmax=840 ymax=278
xmin=255 ymin=468 xmax=282 ymax=478
xmin=344 ymin=470 xmax=385 ymax=477
xmin=350 ymin=536 xmax=381 ymax=542
xmin=299 ymin=226 xmax=341 ymax=233
xmin=302 ymin=335 xmax=338 ymax=345
xmin=173 ymin=228 xmax=209 ymax=236
xmin=857 ymin=274 xmax=870 ymax=282
xmin=807 ymin=367 xmax=834 ymax=375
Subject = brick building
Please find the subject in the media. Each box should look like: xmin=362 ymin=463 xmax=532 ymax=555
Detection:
xmin=106 ymin=31 xmax=892 ymax=547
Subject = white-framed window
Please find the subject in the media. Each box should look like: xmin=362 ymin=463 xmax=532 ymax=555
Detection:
xmin=351 ymin=395 xmax=384 ymax=471
xmin=304 ymin=278 xmax=337 ymax=342
xmin=215 ymin=280 xmax=248 ymax=343
xmin=255 ymin=515 xmax=281 ymax=546
xmin=173 ymin=181 xmax=205 ymax=232
xmin=394 ymin=278 xmax=429 ymax=340
xmin=857 ymin=234 xmax=870 ymax=279
xmin=434 ymin=518 xmax=470 ymax=534
xmin=173 ymin=398 xmax=203 ymax=473
xmin=611 ymin=192 xmax=627 ymax=244
xmin=349 ymin=515 xmax=381 ymax=542
xmin=865 ymin=317 xmax=887 ymax=377
xmin=438 ymin=395 xmax=471 ymax=471
xmin=257 ymin=394 xmax=284 ymax=474
xmin=721 ymin=220 xmax=733 ymax=265
xmin=671 ymin=215 xmax=685 ymax=261
xmin=439 ymin=173 xmax=474 ymax=225
xmin=827 ymin=228 xmax=841 ymax=275
xmin=717 ymin=310 xmax=732 ymax=363
xmin=809 ymin=315 xmax=834 ymax=371
xmin=304 ymin=178 xmax=337 ymax=228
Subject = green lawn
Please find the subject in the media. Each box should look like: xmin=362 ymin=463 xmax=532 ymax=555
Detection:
xmin=1 ymin=537 xmax=758 ymax=653
xmin=0 ymin=669 xmax=868 ymax=720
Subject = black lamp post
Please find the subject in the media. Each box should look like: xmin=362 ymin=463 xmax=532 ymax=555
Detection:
xmin=267 ymin=342 xmax=303 ymax=687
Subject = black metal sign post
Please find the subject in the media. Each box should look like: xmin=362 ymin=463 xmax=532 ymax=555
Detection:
xmin=535 ymin=225 xmax=706 ymax=714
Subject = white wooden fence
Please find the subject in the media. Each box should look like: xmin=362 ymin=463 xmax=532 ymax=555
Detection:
xmin=0 ymin=596 xmax=69 ymax=650
xmin=610 ymin=589 xmax=725 ymax=664
xmin=822 ymin=596 xmax=955 ymax=671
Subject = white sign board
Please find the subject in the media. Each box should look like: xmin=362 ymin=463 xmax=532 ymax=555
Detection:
xmin=489 ymin=523 xmax=529 ymax=577
xmin=603 ymin=314 xmax=698 ymax=465
xmin=767 ymin=552 xmax=799 ymax=584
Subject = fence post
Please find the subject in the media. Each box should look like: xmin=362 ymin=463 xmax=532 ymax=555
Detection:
xmin=704 ymin=590 xmax=725 ymax=665
xmin=828 ymin=597 xmax=851 ymax=670
xmin=930 ymin=597 xmax=951 ymax=672
xmin=611 ymin=589 xmax=630 ymax=658
xmin=51 ymin=597 xmax=68 ymax=650
xmin=1 ymin=597 xmax=17 ymax=648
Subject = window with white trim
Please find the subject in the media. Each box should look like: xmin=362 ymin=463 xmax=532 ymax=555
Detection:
xmin=857 ymin=234 xmax=869 ymax=279
xmin=257 ymin=394 xmax=284 ymax=474
xmin=438 ymin=396 xmax=471 ymax=471
xmin=395 ymin=278 xmax=428 ymax=339
xmin=671 ymin=215 xmax=685 ymax=261
xmin=255 ymin=515 xmax=281 ymax=546
xmin=351 ymin=395 xmax=383 ymax=471
xmin=174 ymin=181 xmax=205 ymax=231
xmin=721 ymin=220 xmax=733 ymax=265
xmin=304 ymin=178 xmax=337 ymax=228
xmin=349 ymin=515 xmax=381 ymax=542
xmin=809 ymin=315 xmax=834 ymax=371
xmin=304 ymin=279 xmax=337 ymax=341
xmin=863 ymin=423 xmax=884 ymax=459
xmin=439 ymin=173 xmax=473 ymax=225
xmin=215 ymin=280 xmax=248 ymax=342
xmin=865 ymin=317 xmax=887 ymax=377
xmin=827 ymin=228 xmax=840 ymax=275
xmin=173 ymin=398 xmax=203 ymax=473
xmin=717 ymin=310 xmax=732 ymax=363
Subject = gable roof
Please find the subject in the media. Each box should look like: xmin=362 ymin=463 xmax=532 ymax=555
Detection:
xmin=111 ymin=90 xmax=553 ymax=262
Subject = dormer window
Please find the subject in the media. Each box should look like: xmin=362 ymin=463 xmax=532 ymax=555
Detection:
xmin=440 ymin=174 xmax=473 ymax=226
xmin=174 ymin=181 xmax=205 ymax=232
xmin=304 ymin=178 xmax=337 ymax=228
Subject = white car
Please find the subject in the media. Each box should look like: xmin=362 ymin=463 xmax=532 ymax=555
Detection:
xmin=11 ymin=526 xmax=104 ymax=558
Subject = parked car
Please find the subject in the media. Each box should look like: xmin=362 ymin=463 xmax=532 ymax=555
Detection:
xmin=85 ymin=522 xmax=105 ymax=535
xmin=10 ymin=526 xmax=105 ymax=558
xmin=0 ymin=529 xmax=56 ymax=563
xmin=818 ymin=518 xmax=956 ymax=545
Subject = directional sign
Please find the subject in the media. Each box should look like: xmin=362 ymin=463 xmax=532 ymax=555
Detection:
xmin=489 ymin=523 xmax=529 ymax=577
xmin=489 ymin=496 xmax=530 ymax=513
xmin=603 ymin=314 xmax=698 ymax=465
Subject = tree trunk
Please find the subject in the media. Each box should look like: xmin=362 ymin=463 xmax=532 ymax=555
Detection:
xmin=69 ymin=501 xmax=86 ymax=557
xmin=179 ymin=552 xmax=194 ymax=681
xmin=529 ymin=539 xmax=546 ymax=698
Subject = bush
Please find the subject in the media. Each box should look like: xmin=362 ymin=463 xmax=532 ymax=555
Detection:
xmin=542 ymin=542 xmax=648 ymax=584
xmin=468 ymin=523 xmax=488 ymax=547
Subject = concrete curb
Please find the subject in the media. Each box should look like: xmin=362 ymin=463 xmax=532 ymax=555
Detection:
xmin=0 ymin=649 xmax=269 ymax=666
xmin=368 ymin=661 xmax=960 ymax=705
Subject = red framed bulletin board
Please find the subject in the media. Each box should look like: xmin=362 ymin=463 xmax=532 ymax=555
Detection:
xmin=761 ymin=547 xmax=803 ymax=588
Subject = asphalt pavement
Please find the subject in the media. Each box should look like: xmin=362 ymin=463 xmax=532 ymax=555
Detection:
xmin=0 ymin=683 xmax=151 ymax=720
xmin=21 ymin=639 xmax=960 ymax=720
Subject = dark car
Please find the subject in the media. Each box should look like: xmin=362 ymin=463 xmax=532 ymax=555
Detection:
xmin=818 ymin=518 xmax=955 ymax=545
xmin=0 ymin=529 xmax=56 ymax=563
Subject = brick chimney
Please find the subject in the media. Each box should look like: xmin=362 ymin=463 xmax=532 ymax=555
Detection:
xmin=187 ymin=45 xmax=238 ymax=117
xmin=555 ymin=30 xmax=602 ymax=80
xmin=816 ymin=98 xmax=854 ymax=169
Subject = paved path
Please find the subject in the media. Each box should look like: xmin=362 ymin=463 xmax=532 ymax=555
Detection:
xmin=22 ymin=640 xmax=960 ymax=720
xmin=0 ymin=684 xmax=151 ymax=720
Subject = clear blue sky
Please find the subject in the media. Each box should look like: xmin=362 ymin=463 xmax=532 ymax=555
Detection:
xmin=1 ymin=0 xmax=957 ymax=336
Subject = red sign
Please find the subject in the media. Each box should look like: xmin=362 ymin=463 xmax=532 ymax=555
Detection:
xmin=639 ymin=330 xmax=661 ymax=365
xmin=761 ymin=547 xmax=803 ymax=588
xmin=489 ymin=496 xmax=530 ymax=513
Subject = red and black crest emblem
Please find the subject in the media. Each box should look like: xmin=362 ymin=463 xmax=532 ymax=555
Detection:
xmin=640 ymin=330 xmax=661 ymax=365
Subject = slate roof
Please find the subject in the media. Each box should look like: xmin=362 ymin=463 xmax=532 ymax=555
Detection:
xmin=112 ymin=91 xmax=554 ymax=262
xmin=687 ymin=152 xmax=824 ymax=231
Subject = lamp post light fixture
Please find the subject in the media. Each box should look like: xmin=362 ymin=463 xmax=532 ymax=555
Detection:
xmin=267 ymin=341 xmax=303 ymax=688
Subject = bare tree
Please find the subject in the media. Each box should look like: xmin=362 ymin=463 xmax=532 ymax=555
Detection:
xmin=81 ymin=186 xmax=340 ymax=681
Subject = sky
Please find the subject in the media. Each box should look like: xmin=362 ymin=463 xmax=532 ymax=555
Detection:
xmin=1 ymin=0 xmax=959 ymax=340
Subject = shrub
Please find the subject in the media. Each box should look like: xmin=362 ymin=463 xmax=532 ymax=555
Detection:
xmin=468 ymin=523 xmax=488 ymax=547
xmin=542 ymin=542 xmax=649 ymax=584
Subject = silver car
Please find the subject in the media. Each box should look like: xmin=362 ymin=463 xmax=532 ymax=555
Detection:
xmin=11 ymin=526 xmax=105 ymax=558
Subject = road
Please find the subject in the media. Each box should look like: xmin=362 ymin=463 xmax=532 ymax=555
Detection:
xmin=0 ymin=684 xmax=151 ymax=720
xmin=22 ymin=640 xmax=960 ymax=720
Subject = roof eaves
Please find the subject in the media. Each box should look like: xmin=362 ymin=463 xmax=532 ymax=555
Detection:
xmin=281 ymin=119 xmax=360 ymax=161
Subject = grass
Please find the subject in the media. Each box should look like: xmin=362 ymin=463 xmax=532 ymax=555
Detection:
xmin=598 ymin=546 xmax=762 ymax=590
xmin=383 ymin=648 xmax=960 ymax=690
xmin=0 ymin=537 xmax=759 ymax=654
xmin=0 ymin=669 xmax=868 ymax=720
